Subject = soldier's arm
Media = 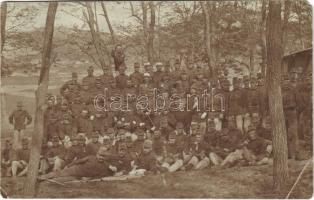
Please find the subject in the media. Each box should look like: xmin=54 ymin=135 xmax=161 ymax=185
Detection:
xmin=9 ymin=111 xmax=15 ymax=124
xmin=67 ymin=156 xmax=89 ymax=167
xmin=25 ymin=111 xmax=32 ymax=125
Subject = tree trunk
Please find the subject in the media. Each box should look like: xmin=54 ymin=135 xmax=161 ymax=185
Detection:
xmin=147 ymin=1 xmax=155 ymax=63
xmin=101 ymin=2 xmax=115 ymax=44
xmin=266 ymin=0 xmax=289 ymax=192
xmin=1 ymin=1 xmax=7 ymax=52
xmin=23 ymin=2 xmax=58 ymax=197
xmin=281 ymin=0 xmax=291 ymax=53
xmin=295 ymin=1 xmax=305 ymax=49
xmin=260 ymin=0 xmax=267 ymax=77
xmin=85 ymin=2 xmax=110 ymax=73
xmin=200 ymin=1 xmax=216 ymax=80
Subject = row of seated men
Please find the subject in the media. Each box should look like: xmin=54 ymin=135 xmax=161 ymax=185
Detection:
xmin=2 ymin=118 xmax=272 ymax=179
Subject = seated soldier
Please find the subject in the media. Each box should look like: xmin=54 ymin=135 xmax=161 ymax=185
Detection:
xmin=160 ymin=132 xmax=185 ymax=172
xmin=39 ymin=136 xmax=66 ymax=174
xmin=1 ymin=139 xmax=14 ymax=177
xmin=131 ymin=140 xmax=158 ymax=175
xmin=208 ymin=119 xmax=243 ymax=167
xmin=111 ymin=143 xmax=133 ymax=176
xmin=86 ymin=131 xmax=101 ymax=155
xmin=242 ymin=127 xmax=272 ymax=166
xmin=12 ymin=138 xmax=30 ymax=177
xmin=63 ymin=134 xmax=93 ymax=167
xmin=152 ymin=130 xmax=166 ymax=162
xmin=183 ymin=134 xmax=211 ymax=170
xmin=39 ymin=146 xmax=114 ymax=181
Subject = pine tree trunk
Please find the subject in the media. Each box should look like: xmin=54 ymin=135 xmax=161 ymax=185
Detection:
xmin=147 ymin=2 xmax=155 ymax=64
xmin=23 ymin=2 xmax=58 ymax=197
xmin=266 ymin=0 xmax=289 ymax=192
xmin=260 ymin=0 xmax=267 ymax=77
xmin=1 ymin=2 xmax=7 ymax=52
xmin=200 ymin=1 xmax=216 ymax=80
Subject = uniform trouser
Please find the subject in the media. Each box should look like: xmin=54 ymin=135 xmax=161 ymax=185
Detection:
xmin=284 ymin=109 xmax=299 ymax=159
xmin=199 ymin=121 xmax=207 ymax=135
xmin=234 ymin=115 xmax=244 ymax=133
xmin=12 ymin=160 xmax=28 ymax=177
xmin=13 ymin=129 xmax=25 ymax=149
xmin=214 ymin=118 xmax=222 ymax=131
xmin=189 ymin=156 xmax=210 ymax=170
xmin=209 ymin=152 xmax=223 ymax=165
xmin=162 ymin=159 xmax=184 ymax=172
xmin=40 ymin=166 xmax=78 ymax=179
xmin=221 ymin=149 xmax=244 ymax=166
xmin=299 ymin=110 xmax=312 ymax=142
xmin=40 ymin=156 xmax=65 ymax=174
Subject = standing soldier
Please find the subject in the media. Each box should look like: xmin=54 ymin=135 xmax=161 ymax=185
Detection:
xmin=170 ymin=60 xmax=184 ymax=82
xmin=130 ymin=62 xmax=144 ymax=89
xmin=9 ymin=101 xmax=32 ymax=149
xmin=82 ymin=66 xmax=96 ymax=89
xmin=152 ymin=62 xmax=164 ymax=87
xmin=115 ymin=65 xmax=129 ymax=90
xmin=245 ymin=77 xmax=263 ymax=133
xmin=143 ymin=62 xmax=154 ymax=77
xmin=228 ymin=77 xmax=245 ymax=134
xmin=111 ymin=44 xmax=125 ymax=71
xmin=282 ymin=75 xmax=300 ymax=160
xmin=98 ymin=66 xmax=115 ymax=90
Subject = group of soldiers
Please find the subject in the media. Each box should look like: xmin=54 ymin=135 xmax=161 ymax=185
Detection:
xmin=2 ymin=60 xmax=312 ymax=180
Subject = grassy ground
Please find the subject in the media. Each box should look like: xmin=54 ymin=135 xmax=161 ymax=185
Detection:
xmin=1 ymin=160 xmax=312 ymax=198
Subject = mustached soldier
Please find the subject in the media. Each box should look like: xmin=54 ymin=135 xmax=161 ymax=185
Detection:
xmin=9 ymin=101 xmax=32 ymax=149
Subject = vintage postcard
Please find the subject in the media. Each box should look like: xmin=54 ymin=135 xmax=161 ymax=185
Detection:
xmin=0 ymin=1 xmax=312 ymax=198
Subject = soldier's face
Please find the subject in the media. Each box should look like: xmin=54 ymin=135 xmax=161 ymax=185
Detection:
xmin=176 ymin=127 xmax=184 ymax=134
xmin=22 ymin=142 xmax=29 ymax=149
xmin=134 ymin=66 xmax=140 ymax=72
xmin=17 ymin=105 xmax=23 ymax=110
xmin=142 ymin=145 xmax=151 ymax=153
xmin=119 ymin=148 xmax=127 ymax=157
xmin=137 ymin=132 xmax=145 ymax=141
xmin=175 ymin=64 xmax=180 ymax=70
xmin=144 ymin=77 xmax=150 ymax=83
xmin=169 ymin=137 xmax=176 ymax=144
xmin=248 ymin=130 xmax=257 ymax=140
xmin=156 ymin=66 xmax=162 ymax=71
xmin=88 ymin=69 xmax=94 ymax=76
xmin=72 ymin=76 xmax=78 ymax=82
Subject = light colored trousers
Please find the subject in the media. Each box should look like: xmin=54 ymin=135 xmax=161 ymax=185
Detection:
xmin=13 ymin=129 xmax=25 ymax=149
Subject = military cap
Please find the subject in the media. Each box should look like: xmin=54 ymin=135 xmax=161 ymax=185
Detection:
xmin=87 ymin=66 xmax=94 ymax=71
xmin=144 ymin=62 xmax=151 ymax=66
xmin=155 ymin=62 xmax=163 ymax=66
xmin=144 ymin=73 xmax=151 ymax=77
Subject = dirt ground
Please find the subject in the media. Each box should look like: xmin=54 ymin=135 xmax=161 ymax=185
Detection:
xmin=1 ymin=159 xmax=312 ymax=198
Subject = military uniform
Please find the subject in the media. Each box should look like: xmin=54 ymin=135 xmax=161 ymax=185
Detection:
xmin=282 ymin=78 xmax=300 ymax=159
xmin=9 ymin=102 xmax=32 ymax=149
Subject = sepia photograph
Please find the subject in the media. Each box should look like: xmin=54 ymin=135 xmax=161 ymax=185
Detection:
xmin=0 ymin=0 xmax=313 ymax=198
